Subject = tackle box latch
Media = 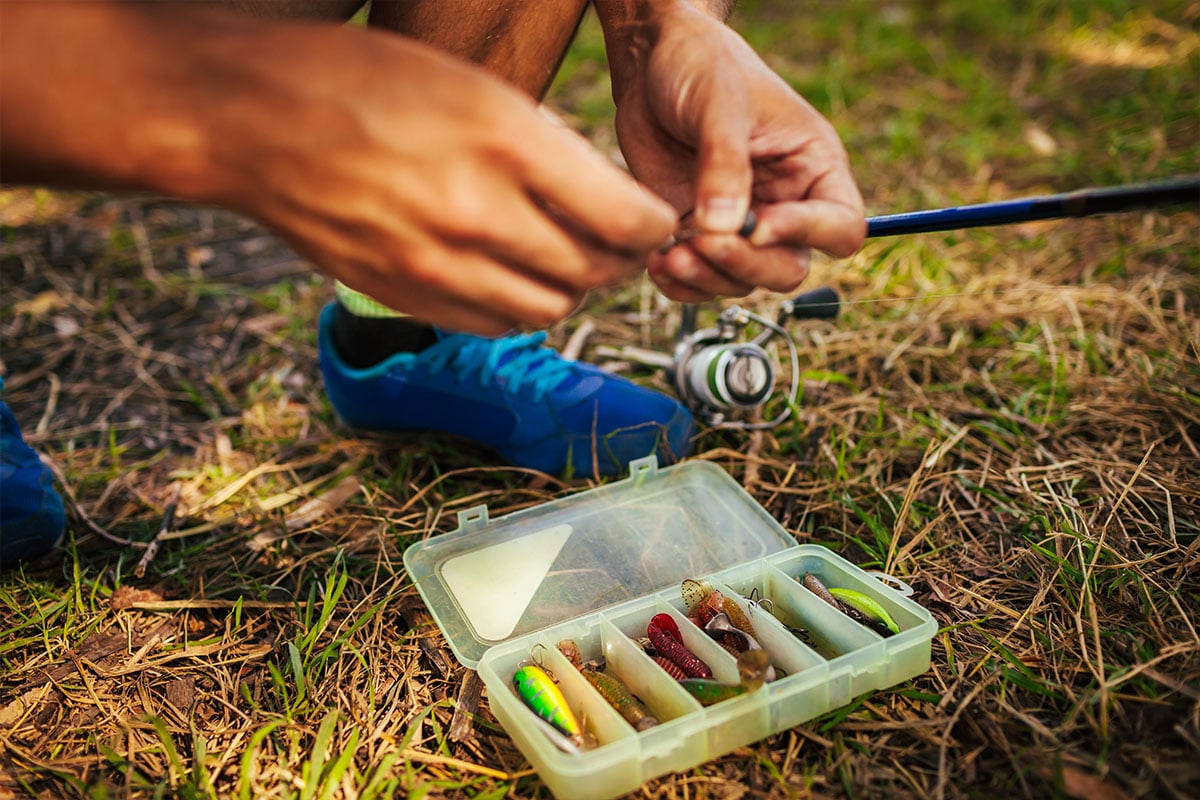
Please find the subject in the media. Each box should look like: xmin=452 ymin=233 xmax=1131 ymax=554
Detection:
xmin=457 ymin=505 xmax=490 ymax=531
xmin=629 ymin=455 xmax=659 ymax=487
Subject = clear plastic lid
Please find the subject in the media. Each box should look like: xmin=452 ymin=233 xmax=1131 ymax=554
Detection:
xmin=404 ymin=457 xmax=796 ymax=667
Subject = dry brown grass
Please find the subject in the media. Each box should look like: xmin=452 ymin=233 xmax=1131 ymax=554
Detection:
xmin=1 ymin=187 xmax=1196 ymax=799
xmin=2 ymin=2 xmax=1200 ymax=798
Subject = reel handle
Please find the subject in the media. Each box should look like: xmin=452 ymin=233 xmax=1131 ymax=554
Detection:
xmin=780 ymin=286 xmax=840 ymax=321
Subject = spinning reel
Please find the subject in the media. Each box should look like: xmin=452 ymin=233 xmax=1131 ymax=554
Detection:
xmin=642 ymin=176 xmax=1198 ymax=429
xmin=668 ymin=288 xmax=840 ymax=430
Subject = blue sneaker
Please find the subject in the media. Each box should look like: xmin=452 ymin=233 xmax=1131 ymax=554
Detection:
xmin=317 ymin=304 xmax=694 ymax=478
xmin=0 ymin=378 xmax=66 ymax=568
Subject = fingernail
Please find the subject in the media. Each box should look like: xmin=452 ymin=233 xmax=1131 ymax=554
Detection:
xmin=698 ymin=198 xmax=746 ymax=233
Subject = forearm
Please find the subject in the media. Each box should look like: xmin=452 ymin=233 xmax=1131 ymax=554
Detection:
xmin=591 ymin=0 xmax=736 ymax=102
xmin=0 ymin=3 xmax=235 ymax=199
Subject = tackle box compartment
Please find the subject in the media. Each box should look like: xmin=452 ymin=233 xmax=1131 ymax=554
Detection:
xmin=404 ymin=456 xmax=938 ymax=800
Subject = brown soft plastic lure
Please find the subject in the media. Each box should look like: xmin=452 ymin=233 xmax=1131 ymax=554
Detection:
xmin=580 ymin=667 xmax=660 ymax=731
xmin=721 ymin=596 xmax=756 ymax=638
xmin=556 ymin=639 xmax=584 ymax=669
xmin=801 ymin=572 xmax=844 ymax=611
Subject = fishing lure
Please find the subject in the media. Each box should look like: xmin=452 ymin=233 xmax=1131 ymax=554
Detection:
xmin=828 ymin=587 xmax=900 ymax=637
xmin=681 ymin=579 xmax=757 ymax=639
xmin=680 ymin=579 xmax=713 ymax=615
xmin=555 ymin=640 xmax=659 ymax=731
xmin=580 ymin=667 xmax=660 ymax=731
xmin=650 ymin=654 xmax=688 ymax=681
xmin=800 ymin=572 xmax=844 ymax=612
xmin=679 ymin=650 xmax=772 ymax=706
xmin=647 ymin=614 xmax=712 ymax=679
xmin=705 ymin=614 xmax=777 ymax=682
xmin=648 ymin=613 xmax=683 ymax=644
xmin=556 ymin=639 xmax=584 ymax=670
xmin=681 ymin=579 xmax=723 ymax=627
xmin=712 ymin=631 xmax=745 ymax=657
xmin=720 ymin=595 xmax=756 ymax=638
xmin=512 ymin=661 xmax=583 ymax=740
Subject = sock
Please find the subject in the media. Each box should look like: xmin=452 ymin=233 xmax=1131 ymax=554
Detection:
xmin=331 ymin=302 xmax=440 ymax=369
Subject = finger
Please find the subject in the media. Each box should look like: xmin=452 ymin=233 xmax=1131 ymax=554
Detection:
xmin=440 ymin=186 xmax=649 ymax=292
xmin=688 ymin=233 xmax=811 ymax=294
xmin=656 ymin=241 xmax=755 ymax=298
xmin=692 ymin=93 xmax=753 ymax=234
xmin=748 ymin=199 xmax=865 ymax=258
xmin=521 ymin=120 xmax=678 ymax=252
xmin=749 ymin=181 xmax=866 ymax=258
xmin=361 ymin=248 xmax=587 ymax=332
xmin=648 ymin=257 xmax=719 ymax=304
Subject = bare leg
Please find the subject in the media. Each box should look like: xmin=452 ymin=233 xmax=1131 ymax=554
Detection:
xmin=368 ymin=0 xmax=590 ymax=99
xmin=213 ymin=0 xmax=589 ymax=99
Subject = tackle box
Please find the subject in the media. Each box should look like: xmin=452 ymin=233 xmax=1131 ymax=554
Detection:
xmin=404 ymin=456 xmax=938 ymax=800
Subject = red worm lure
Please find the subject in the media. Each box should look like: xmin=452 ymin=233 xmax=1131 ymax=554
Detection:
xmin=647 ymin=614 xmax=712 ymax=679
xmin=650 ymin=655 xmax=688 ymax=681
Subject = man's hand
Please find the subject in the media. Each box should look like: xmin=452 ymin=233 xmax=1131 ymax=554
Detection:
xmin=0 ymin=2 xmax=678 ymax=335
xmin=596 ymin=0 xmax=866 ymax=302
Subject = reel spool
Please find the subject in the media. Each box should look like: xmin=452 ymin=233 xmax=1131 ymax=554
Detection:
xmin=670 ymin=288 xmax=839 ymax=429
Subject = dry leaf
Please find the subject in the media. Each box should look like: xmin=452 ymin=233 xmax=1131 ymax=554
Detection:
xmin=13 ymin=291 xmax=67 ymax=318
xmin=165 ymin=677 xmax=195 ymax=710
xmin=1024 ymin=124 xmax=1058 ymax=157
xmin=1056 ymin=766 xmax=1131 ymax=800
xmin=110 ymin=585 xmax=165 ymax=611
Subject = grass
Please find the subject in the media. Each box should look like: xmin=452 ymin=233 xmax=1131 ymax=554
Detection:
xmin=2 ymin=1 xmax=1199 ymax=798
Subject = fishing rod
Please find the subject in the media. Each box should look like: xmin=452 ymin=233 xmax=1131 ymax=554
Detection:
xmin=665 ymin=176 xmax=1200 ymax=429
xmin=865 ymin=176 xmax=1199 ymax=237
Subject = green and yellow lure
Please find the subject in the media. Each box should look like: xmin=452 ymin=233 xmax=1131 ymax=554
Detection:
xmin=828 ymin=587 xmax=900 ymax=637
xmin=513 ymin=662 xmax=583 ymax=738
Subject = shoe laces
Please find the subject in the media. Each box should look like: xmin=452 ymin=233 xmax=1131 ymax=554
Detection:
xmin=424 ymin=331 xmax=577 ymax=402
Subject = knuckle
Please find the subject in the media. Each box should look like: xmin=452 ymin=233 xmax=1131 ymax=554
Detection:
xmin=830 ymin=218 xmax=868 ymax=258
xmin=525 ymin=294 xmax=578 ymax=329
xmin=441 ymin=185 xmax=493 ymax=240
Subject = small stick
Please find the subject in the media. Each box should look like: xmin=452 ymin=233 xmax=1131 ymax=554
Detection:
xmin=43 ymin=458 xmax=145 ymax=548
xmin=561 ymin=319 xmax=596 ymax=362
xmin=449 ymin=670 xmax=484 ymax=743
xmin=134 ymin=485 xmax=182 ymax=578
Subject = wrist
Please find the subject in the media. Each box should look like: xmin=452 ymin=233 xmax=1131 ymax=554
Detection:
xmin=594 ymin=0 xmax=736 ymax=103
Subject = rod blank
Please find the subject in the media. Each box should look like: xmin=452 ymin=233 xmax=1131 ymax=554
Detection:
xmin=866 ymin=176 xmax=1199 ymax=238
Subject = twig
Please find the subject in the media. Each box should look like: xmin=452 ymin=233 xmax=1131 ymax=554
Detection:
xmin=42 ymin=457 xmax=146 ymax=549
xmin=34 ymin=373 xmax=60 ymax=436
xmin=449 ymin=670 xmax=484 ymax=743
xmin=561 ymin=318 xmax=595 ymax=362
xmin=134 ymin=485 xmax=182 ymax=578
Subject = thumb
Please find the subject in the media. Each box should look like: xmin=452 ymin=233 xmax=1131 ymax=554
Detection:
xmin=693 ymin=96 xmax=753 ymax=234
